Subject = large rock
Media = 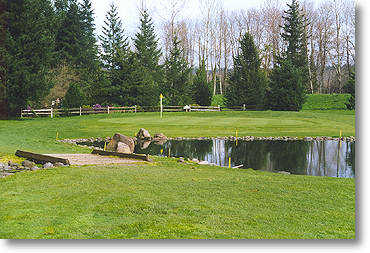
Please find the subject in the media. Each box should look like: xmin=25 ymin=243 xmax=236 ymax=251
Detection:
xmin=139 ymin=140 xmax=151 ymax=150
xmin=153 ymin=133 xmax=167 ymax=140
xmin=106 ymin=133 xmax=135 ymax=153
xmin=136 ymin=128 xmax=151 ymax=140
xmin=116 ymin=142 xmax=132 ymax=154
xmin=22 ymin=160 xmax=35 ymax=168
xmin=43 ymin=162 xmax=54 ymax=169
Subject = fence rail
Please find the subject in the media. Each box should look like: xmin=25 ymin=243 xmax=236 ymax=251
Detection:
xmin=20 ymin=105 xmax=254 ymax=118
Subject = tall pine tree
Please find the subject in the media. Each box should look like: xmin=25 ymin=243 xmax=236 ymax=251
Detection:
xmin=99 ymin=2 xmax=128 ymax=72
xmin=133 ymin=9 xmax=161 ymax=71
xmin=163 ymin=36 xmax=193 ymax=106
xmin=3 ymin=0 xmax=56 ymax=115
xmin=0 ymin=0 xmax=7 ymax=118
xmin=225 ymin=32 xmax=267 ymax=109
xmin=192 ymin=57 xmax=211 ymax=106
xmin=126 ymin=9 xmax=162 ymax=106
xmin=268 ymin=0 xmax=307 ymax=111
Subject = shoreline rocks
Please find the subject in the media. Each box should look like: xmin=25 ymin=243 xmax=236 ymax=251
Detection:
xmin=1 ymin=159 xmax=69 ymax=179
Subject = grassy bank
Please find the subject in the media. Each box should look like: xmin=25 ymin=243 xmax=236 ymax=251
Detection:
xmin=0 ymin=110 xmax=356 ymax=239
xmin=0 ymin=110 xmax=355 ymax=156
xmin=302 ymin=94 xmax=350 ymax=110
xmin=0 ymin=158 xmax=355 ymax=239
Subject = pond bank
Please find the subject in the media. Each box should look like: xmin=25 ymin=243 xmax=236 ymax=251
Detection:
xmin=58 ymin=135 xmax=356 ymax=146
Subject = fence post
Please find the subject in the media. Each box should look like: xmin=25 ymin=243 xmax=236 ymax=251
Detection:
xmin=107 ymin=106 xmax=110 ymax=114
xmin=50 ymin=108 xmax=53 ymax=118
xmin=218 ymin=105 xmax=221 ymax=111
xmin=243 ymin=104 xmax=246 ymax=111
xmin=135 ymin=105 xmax=137 ymax=113
xmin=21 ymin=109 xmax=23 ymax=118
xmin=79 ymin=106 xmax=82 ymax=116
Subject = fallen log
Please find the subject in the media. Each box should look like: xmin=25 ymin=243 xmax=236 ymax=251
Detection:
xmin=15 ymin=150 xmax=70 ymax=165
xmin=91 ymin=149 xmax=152 ymax=162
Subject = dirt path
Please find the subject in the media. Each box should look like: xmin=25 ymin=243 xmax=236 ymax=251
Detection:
xmin=43 ymin=154 xmax=140 ymax=166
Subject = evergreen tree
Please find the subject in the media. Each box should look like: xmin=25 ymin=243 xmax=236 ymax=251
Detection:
xmin=344 ymin=69 xmax=355 ymax=110
xmin=268 ymin=0 xmax=307 ymax=111
xmin=103 ymin=50 xmax=157 ymax=107
xmin=62 ymin=82 xmax=85 ymax=108
xmin=225 ymin=32 xmax=267 ymax=109
xmin=99 ymin=2 xmax=128 ymax=72
xmin=54 ymin=0 xmax=100 ymax=105
xmin=192 ymin=57 xmax=212 ymax=106
xmin=162 ymin=36 xmax=193 ymax=106
xmin=133 ymin=9 xmax=161 ymax=71
xmin=55 ymin=0 xmax=83 ymax=65
xmin=267 ymin=58 xmax=305 ymax=111
xmin=123 ymin=9 xmax=162 ymax=106
xmin=3 ymin=0 xmax=56 ymax=116
xmin=79 ymin=0 xmax=99 ymax=69
xmin=282 ymin=0 xmax=309 ymax=73
xmin=0 ymin=0 xmax=7 ymax=118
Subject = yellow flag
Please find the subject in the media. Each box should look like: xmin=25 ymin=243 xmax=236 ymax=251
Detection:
xmin=160 ymin=94 xmax=164 ymax=99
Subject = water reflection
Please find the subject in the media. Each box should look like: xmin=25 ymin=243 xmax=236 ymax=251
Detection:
xmin=135 ymin=139 xmax=355 ymax=178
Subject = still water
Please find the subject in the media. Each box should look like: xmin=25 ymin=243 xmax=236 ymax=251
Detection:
xmin=79 ymin=139 xmax=355 ymax=178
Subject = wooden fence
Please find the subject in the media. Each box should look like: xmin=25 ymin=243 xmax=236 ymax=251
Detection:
xmin=21 ymin=106 xmax=137 ymax=118
xmin=21 ymin=104 xmax=256 ymax=118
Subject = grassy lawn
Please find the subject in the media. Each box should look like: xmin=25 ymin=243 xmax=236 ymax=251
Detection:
xmin=0 ymin=110 xmax=356 ymax=239
xmin=0 ymin=158 xmax=355 ymax=239
xmin=302 ymin=94 xmax=350 ymax=110
xmin=0 ymin=110 xmax=355 ymax=155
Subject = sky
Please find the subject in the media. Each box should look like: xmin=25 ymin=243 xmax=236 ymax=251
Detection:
xmin=91 ymin=0 xmax=327 ymax=39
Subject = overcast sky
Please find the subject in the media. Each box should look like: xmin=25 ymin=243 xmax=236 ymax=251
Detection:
xmin=91 ymin=0 xmax=328 ymax=39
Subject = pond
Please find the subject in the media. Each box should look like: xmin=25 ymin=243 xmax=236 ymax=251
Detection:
xmin=77 ymin=139 xmax=355 ymax=178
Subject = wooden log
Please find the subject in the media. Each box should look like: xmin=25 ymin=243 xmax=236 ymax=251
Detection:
xmin=15 ymin=150 xmax=70 ymax=165
xmin=91 ymin=149 xmax=152 ymax=162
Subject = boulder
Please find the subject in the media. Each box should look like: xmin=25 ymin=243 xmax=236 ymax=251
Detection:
xmin=116 ymin=142 xmax=132 ymax=154
xmin=139 ymin=140 xmax=151 ymax=150
xmin=106 ymin=133 xmax=135 ymax=153
xmin=153 ymin=133 xmax=167 ymax=140
xmin=136 ymin=128 xmax=151 ymax=140
xmin=106 ymin=139 xmax=118 ymax=152
xmin=113 ymin=133 xmax=135 ymax=152
xmin=22 ymin=160 xmax=35 ymax=168
xmin=54 ymin=162 xmax=65 ymax=167
xmin=43 ymin=162 xmax=54 ymax=169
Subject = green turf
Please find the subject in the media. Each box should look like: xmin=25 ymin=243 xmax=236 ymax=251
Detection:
xmin=0 ymin=158 xmax=355 ymax=239
xmin=302 ymin=94 xmax=350 ymax=110
xmin=0 ymin=110 xmax=356 ymax=239
xmin=0 ymin=110 xmax=355 ymax=155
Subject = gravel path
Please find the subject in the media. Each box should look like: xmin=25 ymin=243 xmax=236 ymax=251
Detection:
xmin=43 ymin=154 xmax=139 ymax=166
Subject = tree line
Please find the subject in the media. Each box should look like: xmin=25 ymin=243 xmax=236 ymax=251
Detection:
xmin=0 ymin=0 xmax=355 ymax=118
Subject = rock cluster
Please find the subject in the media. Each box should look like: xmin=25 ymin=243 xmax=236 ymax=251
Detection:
xmin=1 ymin=160 xmax=67 ymax=178
xmin=60 ymin=129 xmax=169 ymax=152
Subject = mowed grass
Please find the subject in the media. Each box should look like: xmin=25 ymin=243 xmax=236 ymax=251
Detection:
xmin=0 ymin=158 xmax=355 ymax=239
xmin=302 ymin=94 xmax=351 ymax=110
xmin=0 ymin=110 xmax=356 ymax=239
xmin=0 ymin=110 xmax=355 ymax=155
